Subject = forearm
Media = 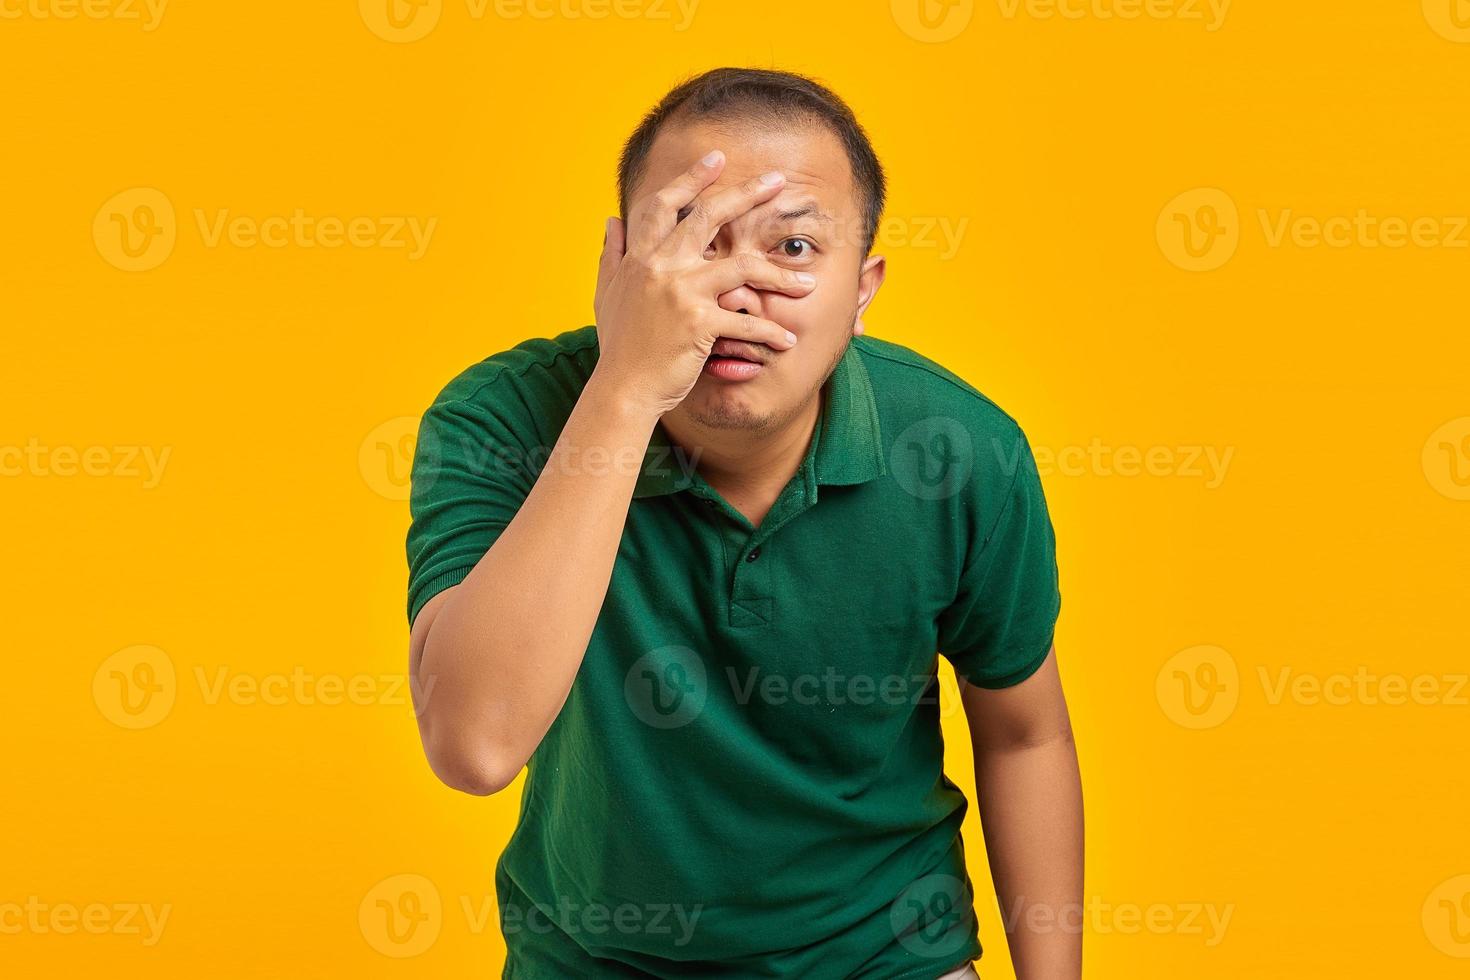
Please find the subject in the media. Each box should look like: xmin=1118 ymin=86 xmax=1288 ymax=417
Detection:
xmin=415 ymin=369 xmax=657 ymax=791
xmin=973 ymin=732 xmax=1084 ymax=978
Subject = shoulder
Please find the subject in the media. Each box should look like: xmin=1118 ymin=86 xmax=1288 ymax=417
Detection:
xmin=852 ymin=337 xmax=1054 ymax=582
xmin=851 ymin=333 xmax=1030 ymax=453
xmin=420 ymin=326 xmax=598 ymax=447
xmin=429 ymin=324 xmax=599 ymax=410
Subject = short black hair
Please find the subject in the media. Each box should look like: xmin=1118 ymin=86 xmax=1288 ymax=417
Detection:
xmin=617 ymin=67 xmax=886 ymax=255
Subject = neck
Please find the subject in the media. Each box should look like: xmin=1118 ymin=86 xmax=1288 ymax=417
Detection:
xmin=663 ymin=388 xmax=824 ymax=499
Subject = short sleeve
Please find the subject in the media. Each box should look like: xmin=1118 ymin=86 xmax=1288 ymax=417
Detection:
xmin=405 ymin=397 xmax=535 ymax=625
xmin=936 ymin=428 xmax=1061 ymax=688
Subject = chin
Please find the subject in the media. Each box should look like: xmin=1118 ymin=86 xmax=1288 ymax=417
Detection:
xmin=685 ymin=389 xmax=777 ymax=432
xmin=689 ymin=405 xmax=776 ymax=432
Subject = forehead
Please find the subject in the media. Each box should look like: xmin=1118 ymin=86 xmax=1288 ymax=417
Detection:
xmin=637 ymin=117 xmax=859 ymax=222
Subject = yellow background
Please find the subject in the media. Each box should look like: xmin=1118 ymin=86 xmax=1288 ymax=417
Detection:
xmin=4 ymin=0 xmax=1469 ymax=976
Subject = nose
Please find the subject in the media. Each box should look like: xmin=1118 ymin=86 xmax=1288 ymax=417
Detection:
xmin=716 ymin=281 xmax=762 ymax=318
xmin=706 ymin=235 xmax=766 ymax=317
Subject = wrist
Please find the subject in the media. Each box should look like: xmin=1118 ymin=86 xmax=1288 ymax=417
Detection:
xmin=581 ymin=368 xmax=662 ymax=433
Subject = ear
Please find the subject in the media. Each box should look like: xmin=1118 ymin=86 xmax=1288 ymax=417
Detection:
xmin=853 ymin=253 xmax=886 ymax=335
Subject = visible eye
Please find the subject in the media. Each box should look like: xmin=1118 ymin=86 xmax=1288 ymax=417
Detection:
xmin=776 ymin=237 xmax=815 ymax=260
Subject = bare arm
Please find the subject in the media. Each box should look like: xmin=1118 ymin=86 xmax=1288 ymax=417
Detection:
xmin=408 ymin=379 xmax=656 ymax=795
xmin=408 ymin=151 xmax=815 ymax=795
xmin=961 ymin=648 xmax=1083 ymax=978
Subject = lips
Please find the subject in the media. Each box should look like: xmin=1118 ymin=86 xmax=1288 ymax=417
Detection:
xmin=701 ymin=337 xmax=769 ymax=382
xmin=707 ymin=337 xmax=770 ymax=364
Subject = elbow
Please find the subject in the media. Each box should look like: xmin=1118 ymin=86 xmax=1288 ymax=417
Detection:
xmin=438 ymin=757 xmax=518 ymax=797
xmin=421 ymin=727 xmax=523 ymax=797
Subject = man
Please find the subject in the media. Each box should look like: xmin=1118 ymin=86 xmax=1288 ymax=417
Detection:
xmin=406 ymin=68 xmax=1082 ymax=979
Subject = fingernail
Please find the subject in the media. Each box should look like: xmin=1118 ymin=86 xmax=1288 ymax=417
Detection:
xmin=760 ymin=171 xmax=784 ymax=186
xmin=703 ymin=150 xmax=723 ymax=167
xmin=785 ymin=330 xmax=798 ymax=344
xmin=604 ymin=217 xmax=612 ymax=241
xmin=795 ymin=273 xmax=816 ymax=285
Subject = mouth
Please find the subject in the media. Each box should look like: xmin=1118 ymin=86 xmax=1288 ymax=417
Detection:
xmin=702 ymin=337 xmax=771 ymax=382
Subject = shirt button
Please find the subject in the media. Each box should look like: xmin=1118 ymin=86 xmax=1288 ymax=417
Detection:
xmin=746 ymin=547 xmax=761 ymax=562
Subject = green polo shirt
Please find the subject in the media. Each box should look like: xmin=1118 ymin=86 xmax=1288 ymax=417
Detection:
xmin=406 ymin=325 xmax=1061 ymax=979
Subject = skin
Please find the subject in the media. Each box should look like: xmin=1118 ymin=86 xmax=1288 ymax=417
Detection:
xmin=407 ymin=115 xmax=1083 ymax=978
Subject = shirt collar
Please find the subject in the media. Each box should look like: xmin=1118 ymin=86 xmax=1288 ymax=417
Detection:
xmin=632 ymin=340 xmax=887 ymax=499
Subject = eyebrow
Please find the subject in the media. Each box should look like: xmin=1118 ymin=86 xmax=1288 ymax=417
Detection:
xmin=773 ymin=204 xmax=835 ymax=224
xmin=676 ymin=200 xmax=836 ymax=225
